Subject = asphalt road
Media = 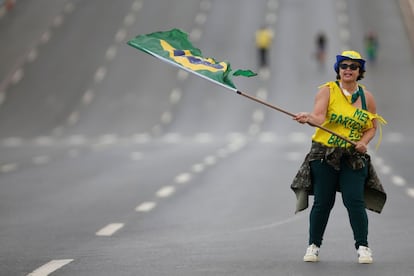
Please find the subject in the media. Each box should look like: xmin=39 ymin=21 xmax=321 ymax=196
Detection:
xmin=0 ymin=0 xmax=414 ymax=275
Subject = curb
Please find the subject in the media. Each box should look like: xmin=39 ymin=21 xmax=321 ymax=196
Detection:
xmin=400 ymin=0 xmax=414 ymax=54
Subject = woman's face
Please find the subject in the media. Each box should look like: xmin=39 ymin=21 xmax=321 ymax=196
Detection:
xmin=339 ymin=60 xmax=360 ymax=82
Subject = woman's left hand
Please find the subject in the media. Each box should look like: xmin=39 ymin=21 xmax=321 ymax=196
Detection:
xmin=355 ymin=141 xmax=368 ymax=153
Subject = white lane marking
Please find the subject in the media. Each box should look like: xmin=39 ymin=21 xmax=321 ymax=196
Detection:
xmin=192 ymin=163 xmax=205 ymax=173
xmin=2 ymin=137 xmax=23 ymax=147
xmin=170 ymin=88 xmax=182 ymax=104
xmin=407 ymin=188 xmax=414 ymax=198
xmin=115 ymin=28 xmax=127 ymax=43
xmin=123 ymin=13 xmax=136 ymax=26
xmin=204 ymin=155 xmax=217 ymax=166
xmin=161 ymin=111 xmax=172 ymax=124
xmin=67 ymin=111 xmax=80 ymax=125
xmin=256 ymin=88 xmax=268 ymax=100
xmin=96 ymin=223 xmax=124 ymax=236
xmin=228 ymin=135 xmax=247 ymax=151
xmin=195 ymin=12 xmax=207 ymax=24
xmin=174 ymin=173 xmax=192 ymax=184
xmin=177 ymin=69 xmax=188 ymax=81
xmin=372 ymin=156 xmax=384 ymax=166
xmin=64 ymin=2 xmax=75 ymax=13
xmin=259 ymin=68 xmax=270 ymax=80
xmin=381 ymin=165 xmax=391 ymax=175
xmin=1 ymin=163 xmax=18 ymax=173
xmin=136 ymin=201 xmax=156 ymax=212
xmin=190 ymin=28 xmax=202 ymax=41
xmin=252 ymin=109 xmax=265 ymax=123
xmin=105 ymin=45 xmax=117 ymax=61
xmin=391 ymin=175 xmax=406 ymax=187
xmin=132 ymin=1 xmax=143 ymax=12
xmin=52 ymin=15 xmax=64 ymax=28
xmin=11 ymin=68 xmax=24 ymax=84
xmin=40 ymin=31 xmax=51 ymax=44
xmin=27 ymin=48 xmax=38 ymax=62
xmin=27 ymin=259 xmax=74 ymax=276
xmin=94 ymin=66 xmax=107 ymax=83
xmin=82 ymin=89 xmax=95 ymax=105
xmin=156 ymin=186 xmax=175 ymax=198
xmin=200 ymin=0 xmax=212 ymax=11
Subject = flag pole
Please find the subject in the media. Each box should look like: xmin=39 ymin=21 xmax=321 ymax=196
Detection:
xmin=235 ymin=90 xmax=357 ymax=146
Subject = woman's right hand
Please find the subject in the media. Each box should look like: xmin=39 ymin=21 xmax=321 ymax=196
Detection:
xmin=293 ymin=112 xmax=311 ymax=124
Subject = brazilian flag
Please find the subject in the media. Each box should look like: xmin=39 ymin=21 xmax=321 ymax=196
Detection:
xmin=127 ymin=29 xmax=256 ymax=90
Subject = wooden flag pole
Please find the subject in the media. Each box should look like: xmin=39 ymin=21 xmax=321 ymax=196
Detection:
xmin=236 ymin=90 xmax=357 ymax=146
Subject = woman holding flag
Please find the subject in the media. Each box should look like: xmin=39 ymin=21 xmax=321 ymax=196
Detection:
xmin=291 ymin=50 xmax=387 ymax=264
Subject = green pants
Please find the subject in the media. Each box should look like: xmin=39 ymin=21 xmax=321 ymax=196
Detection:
xmin=309 ymin=158 xmax=368 ymax=249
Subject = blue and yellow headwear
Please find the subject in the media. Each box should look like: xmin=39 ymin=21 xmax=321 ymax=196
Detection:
xmin=334 ymin=50 xmax=366 ymax=73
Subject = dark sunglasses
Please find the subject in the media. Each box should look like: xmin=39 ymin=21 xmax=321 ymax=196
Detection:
xmin=339 ymin=63 xmax=359 ymax=70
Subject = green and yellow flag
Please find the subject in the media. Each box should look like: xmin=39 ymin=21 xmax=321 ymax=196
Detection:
xmin=127 ymin=28 xmax=256 ymax=90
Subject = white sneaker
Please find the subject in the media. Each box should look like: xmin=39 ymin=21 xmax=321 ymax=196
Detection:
xmin=303 ymin=244 xmax=320 ymax=262
xmin=357 ymin=246 xmax=373 ymax=264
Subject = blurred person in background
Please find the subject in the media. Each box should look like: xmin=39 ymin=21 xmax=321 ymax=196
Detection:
xmin=364 ymin=30 xmax=379 ymax=64
xmin=291 ymin=50 xmax=387 ymax=264
xmin=315 ymin=31 xmax=327 ymax=69
xmin=2 ymin=0 xmax=15 ymax=11
xmin=255 ymin=25 xmax=273 ymax=69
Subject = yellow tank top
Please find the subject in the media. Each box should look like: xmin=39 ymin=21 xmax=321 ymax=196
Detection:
xmin=312 ymin=81 xmax=386 ymax=148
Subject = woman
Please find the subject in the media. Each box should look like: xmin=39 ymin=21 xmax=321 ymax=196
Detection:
xmin=291 ymin=50 xmax=387 ymax=264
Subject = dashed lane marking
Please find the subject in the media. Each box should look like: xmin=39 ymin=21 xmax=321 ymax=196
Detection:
xmin=174 ymin=173 xmax=192 ymax=184
xmin=407 ymin=188 xmax=414 ymax=198
xmin=156 ymin=186 xmax=175 ymax=198
xmin=392 ymin=175 xmax=406 ymax=187
xmin=136 ymin=201 xmax=156 ymax=212
xmin=1 ymin=163 xmax=18 ymax=173
xmin=95 ymin=223 xmax=124 ymax=236
xmin=27 ymin=259 xmax=74 ymax=276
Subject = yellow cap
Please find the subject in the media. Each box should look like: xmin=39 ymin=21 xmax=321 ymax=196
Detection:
xmin=340 ymin=50 xmax=363 ymax=59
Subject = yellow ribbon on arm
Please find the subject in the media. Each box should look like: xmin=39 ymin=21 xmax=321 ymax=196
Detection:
xmin=371 ymin=114 xmax=387 ymax=150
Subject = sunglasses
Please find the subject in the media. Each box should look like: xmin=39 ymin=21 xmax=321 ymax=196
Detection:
xmin=339 ymin=63 xmax=360 ymax=70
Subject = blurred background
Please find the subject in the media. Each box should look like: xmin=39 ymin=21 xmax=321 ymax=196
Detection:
xmin=0 ymin=0 xmax=413 ymax=275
